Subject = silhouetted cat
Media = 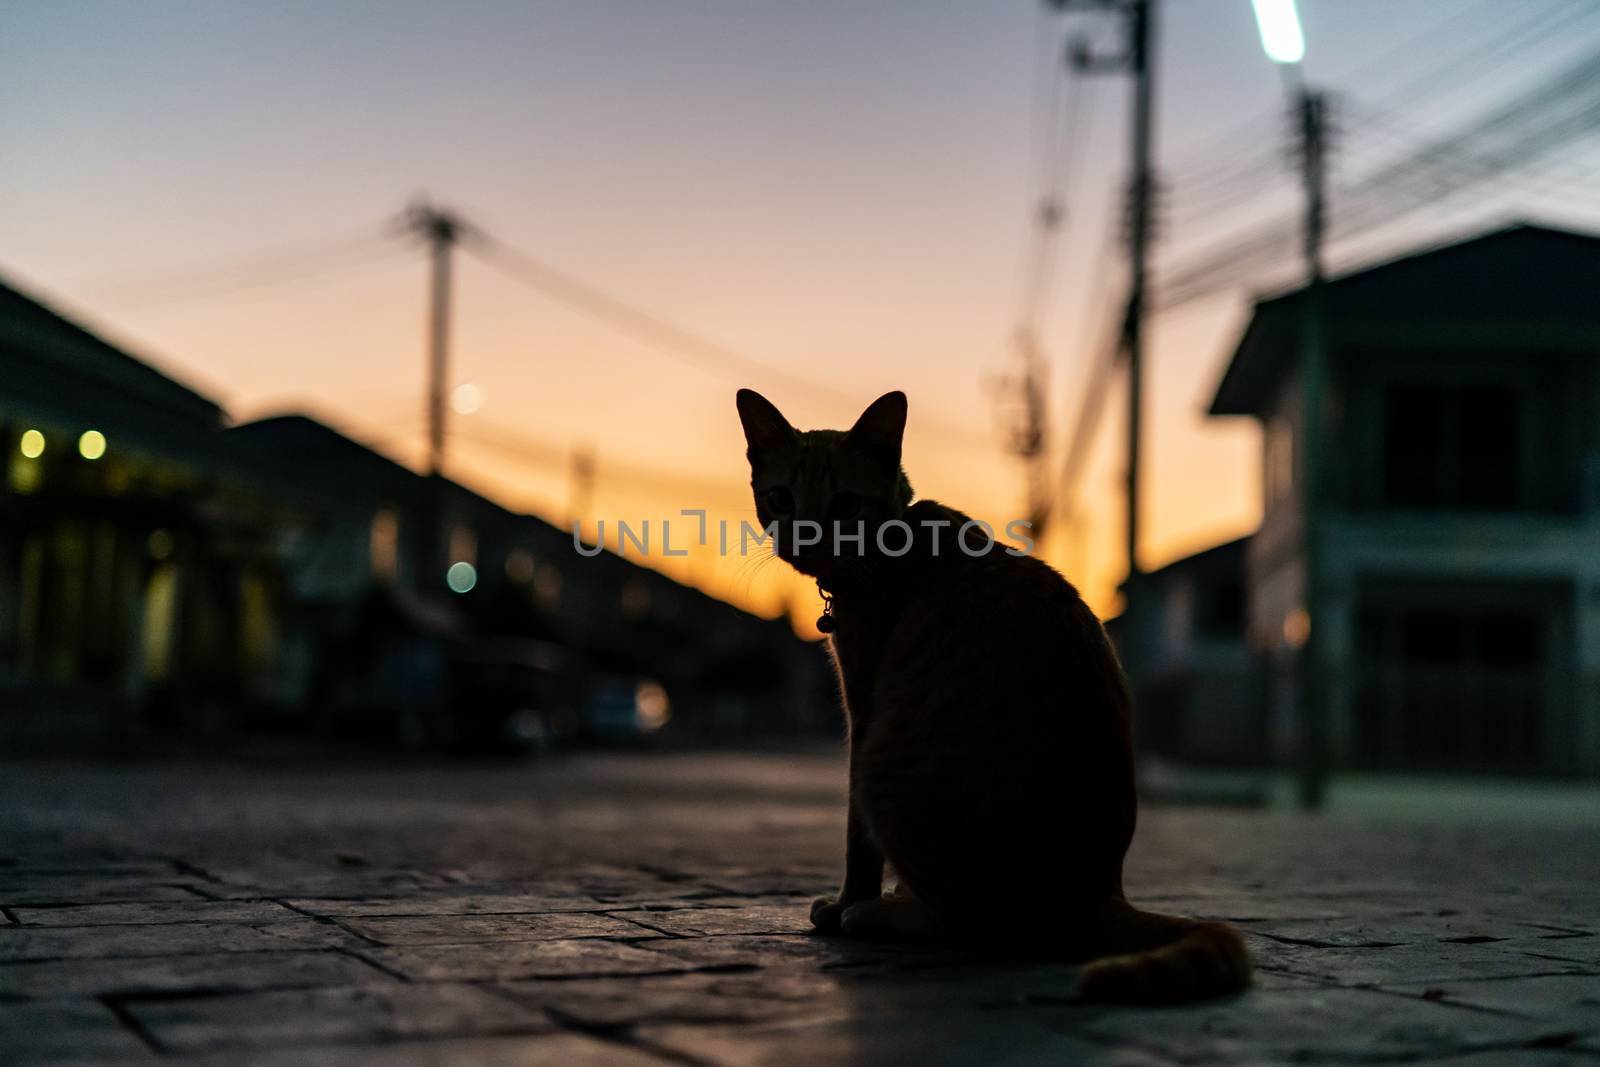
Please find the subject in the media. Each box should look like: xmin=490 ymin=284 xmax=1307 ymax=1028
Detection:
xmin=737 ymin=387 xmax=1251 ymax=1003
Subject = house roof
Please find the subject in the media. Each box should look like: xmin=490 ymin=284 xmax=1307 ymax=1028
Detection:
xmin=1145 ymin=535 xmax=1250 ymax=579
xmin=226 ymin=414 xmax=422 ymax=502
xmin=228 ymin=415 xmax=580 ymax=546
xmin=0 ymin=273 xmax=224 ymax=455
xmin=1209 ymin=222 xmax=1600 ymax=416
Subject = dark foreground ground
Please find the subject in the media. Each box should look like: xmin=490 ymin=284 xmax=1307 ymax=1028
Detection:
xmin=1 ymin=753 xmax=1597 ymax=1066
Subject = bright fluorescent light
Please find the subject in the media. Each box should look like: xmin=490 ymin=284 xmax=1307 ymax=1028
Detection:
xmin=1252 ymin=0 xmax=1305 ymax=64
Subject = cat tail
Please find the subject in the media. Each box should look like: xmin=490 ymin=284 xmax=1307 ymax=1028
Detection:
xmin=1072 ymin=899 xmax=1252 ymax=1004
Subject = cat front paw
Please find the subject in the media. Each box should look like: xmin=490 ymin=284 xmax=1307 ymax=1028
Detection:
xmin=810 ymin=894 xmax=849 ymax=933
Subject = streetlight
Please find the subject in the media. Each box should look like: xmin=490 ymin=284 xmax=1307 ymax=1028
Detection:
xmin=1251 ymin=0 xmax=1329 ymax=810
xmin=1251 ymin=0 xmax=1305 ymax=65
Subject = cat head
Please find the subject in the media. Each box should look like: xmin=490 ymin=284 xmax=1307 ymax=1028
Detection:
xmin=735 ymin=389 xmax=914 ymax=579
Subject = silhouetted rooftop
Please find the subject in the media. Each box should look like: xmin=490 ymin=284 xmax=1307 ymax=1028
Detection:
xmin=227 ymin=413 xmax=421 ymax=499
xmin=0 ymin=273 xmax=223 ymax=455
xmin=1210 ymin=222 xmax=1600 ymax=416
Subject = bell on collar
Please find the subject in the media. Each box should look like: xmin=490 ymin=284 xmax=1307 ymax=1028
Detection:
xmin=816 ymin=581 xmax=836 ymax=634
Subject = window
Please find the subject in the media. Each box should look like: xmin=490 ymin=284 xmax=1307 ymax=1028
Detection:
xmin=369 ymin=510 xmax=399 ymax=582
xmin=1381 ymin=383 xmax=1519 ymax=510
xmin=1353 ymin=587 xmax=1555 ymax=772
xmin=1265 ymin=416 xmax=1294 ymax=504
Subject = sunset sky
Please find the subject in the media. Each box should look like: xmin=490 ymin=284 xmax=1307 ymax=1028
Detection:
xmin=5 ymin=1 xmax=1598 ymax=630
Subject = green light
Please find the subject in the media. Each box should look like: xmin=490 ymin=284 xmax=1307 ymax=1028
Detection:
xmin=78 ymin=429 xmax=107 ymax=461
xmin=19 ymin=429 xmax=45 ymax=459
xmin=1251 ymin=0 xmax=1305 ymax=64
xmin=446 ymin=561 xmax=478 ymax=594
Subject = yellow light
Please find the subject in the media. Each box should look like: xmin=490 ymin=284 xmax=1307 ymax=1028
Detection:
xmin=78 ymin=430 xmax=107 ymax=460
xmin=1284 ymin=607 xmax=1311 ymax=649
xmin=634 ymin=680 xmax=671 ymax=732
xmin=19 ymin=429 xmax=45 ymax=459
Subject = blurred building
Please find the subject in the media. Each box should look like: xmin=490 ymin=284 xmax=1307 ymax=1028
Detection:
xmin=1211 ymin=222 xmax=1600 ymax=777
xmin=1120 ymin=537 xmax=1262 ymax=766
xmin=0 ymin=275 xmax=271 ymax=744
xmin=1 ymin=274 xmax=824 ymax=751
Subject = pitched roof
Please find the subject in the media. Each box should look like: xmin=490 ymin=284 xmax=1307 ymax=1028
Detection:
xmin=226 ymin=414 xmax=421 ymax=498
xmin=0 ymin=274 xmax=221 ymax=428
xmin=1209 ymin=222 xmax=1600 ymax=416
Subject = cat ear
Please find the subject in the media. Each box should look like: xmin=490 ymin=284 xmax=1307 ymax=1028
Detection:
xmin=847 ymin=391 xmax=907 ymax=466
xmin=736 ymin=389 xmax=797 ymax=453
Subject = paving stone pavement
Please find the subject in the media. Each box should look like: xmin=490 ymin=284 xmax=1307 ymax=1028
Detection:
xmin=1 ymin=752 xmax=1597 ymax=1065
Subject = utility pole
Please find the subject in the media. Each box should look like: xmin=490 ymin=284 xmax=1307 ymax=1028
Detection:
xmin=1056 ymin=0 xmax=1158 ymax=678
xmin=404 ymin=200 xmax=463 ymax=591
xmin=1293 ymin=86 xmax=1331 ymax=809
xmin=998 ymin=327 xmax=1051 ymax=534
xmin=570 ymin=446 xmax=596 ymax=543
xmin=409 ymin=204 xmax=462 ymax=476
xmin=1252 ymin=0 xmax=1330 ymax=807
xmin=1122 ymin=0 xmax=1154 ymax=607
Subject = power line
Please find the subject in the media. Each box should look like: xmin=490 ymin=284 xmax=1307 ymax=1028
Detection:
xmin=1154 ymin=44 xmax=1600 ymax=311
xmin=1046 ymin=287 xmax=1124 ymax=530
xmin=1157 ymin=0 xmax=1597 ymax=249
xmin=463 ymin=227 xmax=993 ymax=450
xmin=78 ymin=222 xmax=406 ymax=309
xmin=1161 ymin=0 xmax=1555 ymax=183
xmin=1045 ymin=2 xmax=1600 ymax=539
xmin=1361 ymin=0 xmax=1599 ymax=119
xmin=466 ymin=231 xmax=855 ymax=406
xmin=438 ymin=418 xmax=753 ymax=510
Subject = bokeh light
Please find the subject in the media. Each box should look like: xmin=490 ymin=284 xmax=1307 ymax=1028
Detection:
xmin=446 ymin=560 xmax=478 ymax=594
xmin=78 ymin=429 xmax=107 ymax=460
xmin=451 ymin=382 xmax=483 ymax=415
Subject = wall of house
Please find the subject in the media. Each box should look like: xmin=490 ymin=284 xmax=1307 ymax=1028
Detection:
xmin=1314 ymin=345 xmax=1600 ymax=776
xmin=1243 ymin=370 xmax=1310 ymax=764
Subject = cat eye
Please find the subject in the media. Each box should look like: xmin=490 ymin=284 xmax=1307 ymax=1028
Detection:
xmin=827 ymin=491 xmax=862 ymax=521
xmin=764 ymin=486 xmax=795 ymax=515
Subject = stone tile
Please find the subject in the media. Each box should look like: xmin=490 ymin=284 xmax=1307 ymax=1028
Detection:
xmin=1124 ymin=893 xmax=1353 ymax=924
xmin=1385 ymin=973 xmax=1600 ymax=1023
xmin=1419 ymin=1054 xmax=1600 ymax=1067
xmin=125 ymin=983 xmax=549 ymax=1053
xmin=692 ymin=872 xmax=837 ymax=899
xmin=498 ymin=970 xmax=848 ymax=1027
xmin=4 ymin=754 xmax=1600 ymax=1064
xmin=10 ymin=900 xmax=298 ymax=926
xmin=183 ymin=866 xmax=472 ymax=899
xmin=1249 ymin=913 xmax=1595 ymax=951
xmin=342 ymin=911 xmax=637 ymax=946
xmin=0 ymin=920 xmax=361 ymax=962
xmin=0 ymin=874 xmax=203 ymax=907
xmin=0 ymin=999 xmax=156 ymax=1064
xmin=640 ymin=1013 xmax=1171 ymax=1067
xmin=1245 ymin=932 xmax=1599 ymax=986
xmin=367 ymin=938 xmax=687 ymax=982
xmin=175 ymin=1031 xmax=674 ymax=1066
xmin=281 ymin=893 xmax=607 ymax=918
xmin=1061 ymin=984 xmax=1568 ymax=1064
xmin=634 ymin=933 xmax=970 ymax=973
xmin=611 ymin=903 xmax=813 ymax=937
xmin=0 ymin=947 xmax=394 ymax=998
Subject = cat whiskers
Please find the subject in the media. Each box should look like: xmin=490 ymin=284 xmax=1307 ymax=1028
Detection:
xmin=732 ymin=545 xmax=783 ymax=596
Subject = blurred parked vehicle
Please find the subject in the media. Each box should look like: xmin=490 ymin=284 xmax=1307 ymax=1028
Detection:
xmin=582 ymin=674 xmax=672 ymax=745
